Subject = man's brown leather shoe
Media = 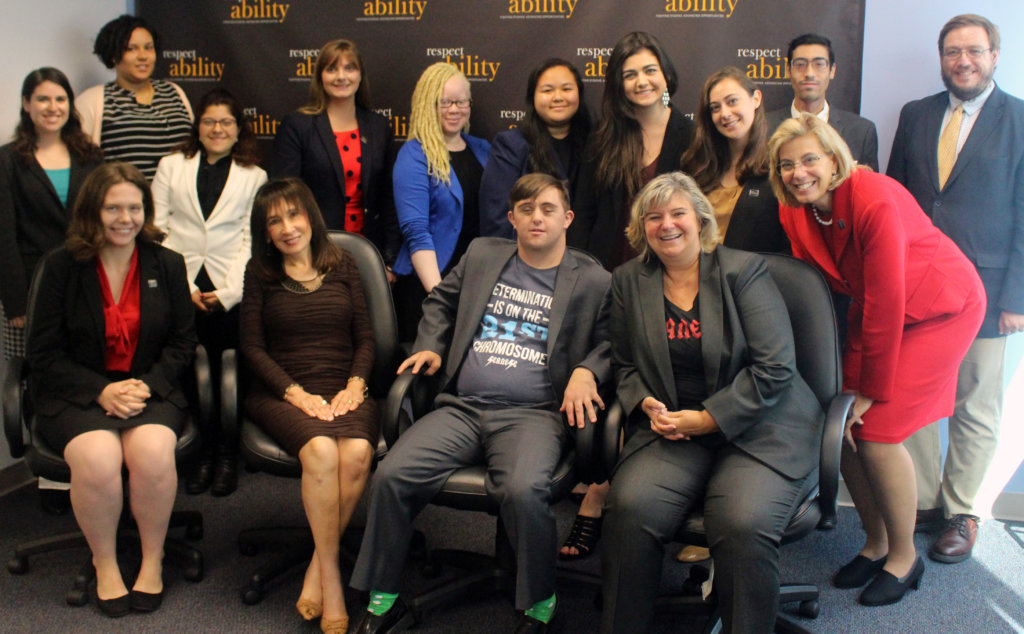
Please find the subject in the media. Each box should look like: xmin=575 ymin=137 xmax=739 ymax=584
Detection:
xmin=929 ymin=514 xmax=978 ymax=563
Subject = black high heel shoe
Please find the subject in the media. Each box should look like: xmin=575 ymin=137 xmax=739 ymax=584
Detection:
xmin=858 ymin=556 xmax=924 ymax=606
xmin=832 ymin=554 xmax=887 ymax=588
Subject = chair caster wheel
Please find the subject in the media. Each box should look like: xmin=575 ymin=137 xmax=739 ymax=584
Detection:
xmin=239 ymin=543 xmax=258 ymax=556
xmin=7 ymin=556 xmax=28 ymax=574
xmin=184 ymin=565 xmax=204 ymax=582
xmin=798 ymin=599 xmax=819 ymax=618
xmin=65 ymin=588 xmax=88 ymax=606
xmin=242 ymin=588 xmax=263 ymax=605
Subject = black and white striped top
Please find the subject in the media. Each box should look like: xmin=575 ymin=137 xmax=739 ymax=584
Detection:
xmin=99 ymin=80 xmax=192 ymax=181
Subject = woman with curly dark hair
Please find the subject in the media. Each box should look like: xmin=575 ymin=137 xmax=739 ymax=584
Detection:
xmin=78 ymin=14 xmax=193 ymax=180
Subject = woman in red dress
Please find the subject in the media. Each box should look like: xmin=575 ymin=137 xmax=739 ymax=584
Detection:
xmin=768 ymin=114 xmax=985 ymax=606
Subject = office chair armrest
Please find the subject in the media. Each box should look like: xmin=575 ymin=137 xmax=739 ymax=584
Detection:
xmin=3 ymin=356 xmax=27 ymax=458
xmin=574 ymin=398 xmax=622 ymax=485
xmin=818 ymin=392 xmax=855 ymax=529
xmin=600 ymin=399 xmax=626 ymax=478
xmin=382 ymin=369 xmax=439 ymax=449
xmin=220 ymin=349 xmax=239 ymax=447
xmin=193 ymin=344 xmax=213 ymax=439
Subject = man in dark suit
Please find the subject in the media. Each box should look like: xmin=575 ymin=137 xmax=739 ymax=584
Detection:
xmin=351 ymin=173 xmax=611 ymax=633
xmin=766 ymin=33 xmax=879 ymax=171
xmin=888 ymin=13 xmax=1024 ymax=564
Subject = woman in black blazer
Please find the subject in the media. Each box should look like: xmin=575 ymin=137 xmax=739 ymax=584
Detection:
xmin=572 ymin=32 xmax=695 ymax=270
xmin=682 ymin=66 xmax=788 ymax=255
xmin=272 ymin=38 xmax=399 ymax=273
xmin=28 ymin=162 xmax=196 ymax=617
xmin=600 ymin=172 xmax=822 ymax=633
xmin=0 ymin=67 xmax=101 ymax=360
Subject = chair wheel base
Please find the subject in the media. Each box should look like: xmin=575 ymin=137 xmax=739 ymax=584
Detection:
xmin=7 ymin=556 xmax=28 ymax=574
xmin=797 ymin=599 xmax=819 ymax=618
xmin=242 ymin=588 xmax=262 ymax=605
xmin=65 ymin=588 xmax=88 ymax=606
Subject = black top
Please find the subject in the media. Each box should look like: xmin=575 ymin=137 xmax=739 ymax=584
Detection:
xmin=665 ymin=296 xmax=706 ymax=410
xmin=448 ymin=148 xmax=484 ymax=273
xmin=196 ymin=152 xmax=232 ymax=220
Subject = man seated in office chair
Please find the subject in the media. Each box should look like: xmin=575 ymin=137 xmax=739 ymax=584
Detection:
xmin=351 ymin=173 xmax=611 ymax=633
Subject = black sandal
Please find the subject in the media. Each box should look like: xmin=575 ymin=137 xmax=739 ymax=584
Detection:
xmin=559 ymin=514 xmax=602 ymax=560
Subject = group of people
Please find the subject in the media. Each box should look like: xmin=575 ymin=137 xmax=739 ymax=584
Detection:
xmin=0 ymin=9 xmax=1020 ymax=634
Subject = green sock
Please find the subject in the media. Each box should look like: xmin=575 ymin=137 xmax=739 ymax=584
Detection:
xmin=367 ymin=590 xmax=399 ymax=616
xmin=524 ymin=593 xmax=556 ymax=623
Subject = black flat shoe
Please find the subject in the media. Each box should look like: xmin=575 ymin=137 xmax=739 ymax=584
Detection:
xmin=186 ymin=457 xmax=214 ymax=495
xmin=858 ymin=557 xmax=924 ymax=606
xmin=832 ymin=553 xmax=887 ymax=588
xmin=97 ymin=593 xmax=131 ymax=617
xmin=210 ymin=454 xmax=238 ymax=497
xmin=130 ymin=589 xmax=164 ymax=612
xmin=352 ymin=599 xmax=412 ymax=633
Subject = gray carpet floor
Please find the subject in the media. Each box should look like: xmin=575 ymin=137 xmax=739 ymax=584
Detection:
xmin=1 ymin=468 xmax=1022 ymax=633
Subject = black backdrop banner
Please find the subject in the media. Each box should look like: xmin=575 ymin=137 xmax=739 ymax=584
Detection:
xmin=138 ymin=0 xmax=865 ymax=164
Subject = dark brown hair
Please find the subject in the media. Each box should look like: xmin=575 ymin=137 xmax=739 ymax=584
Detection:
xmin=592 ymin=32 xmax=678 ymax=197
xmin=681 ymin=66 xmax=769 ymax=191
xmin=248 ymin=178 xmax=344 ymax=282
xmin=66 ymin=162 xmax=165 ymax=261
xmin=13 ymin=67 xmax=101 ymax=164
xmin=175 ymin=87 xmax=260 ymax=167
xmin=508 ymin=172 xmax=571 ymax=211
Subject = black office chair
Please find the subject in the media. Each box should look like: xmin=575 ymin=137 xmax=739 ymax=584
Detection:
xmin=599 ymin=252 xmax=851 ymax=634
xmin=3 ymin=258 xmax=208 ymax=606
xmin=223 ymin=230 xmax=399 ymax=605
xmin=378 ymin=254 xmax=608 ymax=627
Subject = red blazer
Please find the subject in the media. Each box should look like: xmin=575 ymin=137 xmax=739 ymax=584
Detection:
xmin=779 ymin=169 xmax=982 ymax=402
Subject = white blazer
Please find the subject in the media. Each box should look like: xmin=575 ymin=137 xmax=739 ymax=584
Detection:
xmin=152 ymin=152 xmax=267 ymax=311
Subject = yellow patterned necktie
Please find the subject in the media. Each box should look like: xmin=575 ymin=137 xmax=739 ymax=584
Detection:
xmin=937 ymin=104 xmax=964 ymax=189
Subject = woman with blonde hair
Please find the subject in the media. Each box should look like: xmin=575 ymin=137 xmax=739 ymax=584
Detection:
xmin=273 ymin=38 xmax=399 ymax=274
xmin=769 ymin=114 xmax=984 ymax=605
xmin=391 ymin=62 xmax=490 ymax=340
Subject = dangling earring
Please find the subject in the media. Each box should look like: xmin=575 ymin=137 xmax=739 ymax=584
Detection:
xmin=661 ymin=91 xmax=671 ymax=108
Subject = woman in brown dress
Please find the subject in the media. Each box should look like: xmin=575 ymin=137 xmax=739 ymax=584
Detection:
xmin=240 ymin=178 xmax=377 ymax=633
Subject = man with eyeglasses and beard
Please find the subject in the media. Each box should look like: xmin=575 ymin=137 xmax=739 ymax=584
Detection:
xmin=888 ymin=13 xmax=1024 ymax=566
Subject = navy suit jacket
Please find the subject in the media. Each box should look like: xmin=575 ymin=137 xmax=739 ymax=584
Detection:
xmin=27 ymin=243 xmax=197 ymax=417
xmin=413 ymin=237 xmax=612 ymax=402
xmin=887 ymin=84 xmax=1024 ymax=337
xmin=767 ymin=106 xmax=879 ymax=172
xmin=272 ymin=109 xmax=399 ymax=264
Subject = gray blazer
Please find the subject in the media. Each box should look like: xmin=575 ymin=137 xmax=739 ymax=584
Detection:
xmin=887 ymin=85 xmax=1024 ymax=338
xmin=413 ymin=237 xmax=612 ymax=402
xmin=611 ymin=247 xmax=823 ymax=479
xmin=767 ymin=106 xmax=879 ymax=172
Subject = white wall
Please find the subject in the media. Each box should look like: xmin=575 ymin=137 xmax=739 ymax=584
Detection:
xmin=0 ymin=0 xmax=128 ymax=472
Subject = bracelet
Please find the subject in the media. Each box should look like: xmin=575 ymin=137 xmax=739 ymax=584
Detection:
xmin=283 ymin=383 xmax=301 ymax=400
xmin=347 ymin=376 xmax=369 ymax=397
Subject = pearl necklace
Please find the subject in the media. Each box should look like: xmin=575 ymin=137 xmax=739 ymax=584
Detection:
xmin=811 ymin=205 xmax=833 ymax=226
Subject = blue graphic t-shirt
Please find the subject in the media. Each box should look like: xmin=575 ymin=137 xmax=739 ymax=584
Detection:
xmin=456 ymin=254 xmax=557 ymax=406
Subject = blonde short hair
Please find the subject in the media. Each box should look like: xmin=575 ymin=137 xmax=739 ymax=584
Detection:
xmin=767 ymin=113 xmax=856 ymax=207
xmin=625 ymin=172 xmax=719 ymax=260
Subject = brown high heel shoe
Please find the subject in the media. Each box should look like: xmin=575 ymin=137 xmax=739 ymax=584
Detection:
xmin=296 ymin=598 xmax=323 ymax=620
xmin=320 ymin=615 xmax=349 ymax=633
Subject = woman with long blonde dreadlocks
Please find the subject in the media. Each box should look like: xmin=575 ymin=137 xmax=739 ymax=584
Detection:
xmin=391 ymin=62 xmax=490 ymax=340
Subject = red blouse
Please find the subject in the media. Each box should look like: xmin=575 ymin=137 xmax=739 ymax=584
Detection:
xmin=97 ymin=247 xmax=141 ymax=373
xmin=334 ymin=128 xmax=364 ymax=234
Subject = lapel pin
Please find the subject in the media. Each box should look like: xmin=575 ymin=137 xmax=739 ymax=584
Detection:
xmin=838 ymin=220 xmax=846 ymax=229
xmin=148 ymin=279 xmax=158 ymax=288
xmin=749 ymin=188 xmax=760 ymax=197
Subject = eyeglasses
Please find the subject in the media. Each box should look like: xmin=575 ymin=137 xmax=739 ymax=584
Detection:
xmin=942 ymin=47 xmax=992 ymax=60
xmin=200 ymin=118 xmax=237 ymax=128
xmin=790 ymin=57 xmax=830 ymax=72
xmin=438 ymin=98 xmax=472 ymax=110
xmin=778 ymin=152 xmax=831 ymax=174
